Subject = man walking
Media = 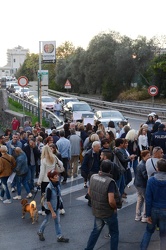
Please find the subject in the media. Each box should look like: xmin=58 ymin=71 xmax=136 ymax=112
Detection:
xmin=68 ymin=128 xmax=82 ymax=178
xmin=56 ymin=130 xmax=71 ymax=184
xmin=85 ymin=161 xmax=119 ymax=250
xmin=140 ymin=158 xmax=166 ymax=250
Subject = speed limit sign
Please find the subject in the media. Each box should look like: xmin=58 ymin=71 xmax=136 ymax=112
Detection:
xmin=148 ymin=85 xmax=158 ymax=97
xmin=18 ymin=76 xmax=28 ymax=87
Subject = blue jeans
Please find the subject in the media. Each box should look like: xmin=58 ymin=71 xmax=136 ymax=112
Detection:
xmin=1 ymin=176 xmax=11 ymax=199
xmin=38 ymin=209 xmax=62 ymax=238
xmin=140 ymin=208 xmax=166 ymax=250
xmin=130 ymin=159 xmax=138 ymax=178
xmin=85 ymin=212 xmax=119 ymax=250
xmin=15 ymin=174 xmax=30 ymax=195
xmin=116 ymin=174 xmax=125 ymax=196
xmin=27 ymin=165 xmax=36 ymax=190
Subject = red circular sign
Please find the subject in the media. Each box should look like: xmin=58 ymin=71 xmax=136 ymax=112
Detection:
xmin=148 ymin=85 xmax=158 ymax=96
xmin=18 ymin=76 xmax=28 ymax=87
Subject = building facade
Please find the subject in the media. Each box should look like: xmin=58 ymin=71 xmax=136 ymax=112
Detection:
xmin=0 ymin=45 xmax=29 ymax=78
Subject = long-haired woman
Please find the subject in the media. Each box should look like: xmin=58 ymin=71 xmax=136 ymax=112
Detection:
xmin=37 ymin=145 xmax=56 ymax=215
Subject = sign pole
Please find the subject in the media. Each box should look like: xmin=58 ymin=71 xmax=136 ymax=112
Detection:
xmin=152 ymin=96 xmax=154 ymax=107
xmin=38 ymin=41 xmax=42 ymax=125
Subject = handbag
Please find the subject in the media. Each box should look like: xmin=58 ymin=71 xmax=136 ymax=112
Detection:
xmin=54 ymin=157 xmax=65 ymax=173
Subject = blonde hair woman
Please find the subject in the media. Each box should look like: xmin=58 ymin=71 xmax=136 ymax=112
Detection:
xmin=37 ymin=145 xmax=56 ymax=215
xmin=37 ymin=145 xmax=63 ymax=215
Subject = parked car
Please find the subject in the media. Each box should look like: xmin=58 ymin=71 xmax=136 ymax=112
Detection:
xmin=63 ymin=101 xmax=95 ymax=124
xmin=58 ymin=96 xmax=79 ymax=114
xmin=33 ymin=95 xmax=55 ymax=111
xmin=17 ymin=87 xmax=29 ymax=98
xmin=94 ymin=110 xmax=129 ymax=131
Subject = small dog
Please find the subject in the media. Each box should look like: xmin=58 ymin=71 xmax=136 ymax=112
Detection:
xmin=21 ymin=199 xmax=38 ymax=224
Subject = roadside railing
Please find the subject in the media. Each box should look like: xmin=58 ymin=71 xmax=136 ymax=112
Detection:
xmin=8 ymin=93 xmax=64 ymax=129
xmin=48 ymin=90 xmax=166 ymax=119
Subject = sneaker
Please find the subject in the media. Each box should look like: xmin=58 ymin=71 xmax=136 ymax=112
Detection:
xmin=141 ymin=217 xmax=147 ymax=223
xmin=73 ymin=174 xmax=78 ymax=178
xmin=57 ymin=236 xmax=69 ymax=243
xmin=13 ymin=195 xmax=22 ymax=200
xmin=84 ymin=182 xmax=88 ymax=188
xmin=11 ymin=187 xmax=16 ymax=193
xmin=38 ymin=210 xmax=43 ymax=215
xmin=60 ymin=209 xmax=65 ymax=215
xmin=3 ymin=199 xmax=12 ymax=204
xmin=26 ymin=193 xmax=32 ymax=198
xmin=104 ymin=233 xmax=111 ymax=239
xmin=42 ymin=211 xmax=46 ymax=216
xmin=37 ymin=232 xmax=45 ymax=241
xmin=135 ymin=215 xmax=142 ymax=221
xmin=0 ymin=196 xmax=4 ymax=201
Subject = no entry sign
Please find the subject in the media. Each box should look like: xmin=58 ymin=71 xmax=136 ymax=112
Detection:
xmin=18 ymin=76 xmax=28 ymax=87
xmin=148 ymin=85 xmax=158 ymax=97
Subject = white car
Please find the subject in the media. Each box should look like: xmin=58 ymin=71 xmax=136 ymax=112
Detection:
xmin=18 ymin=87 xmax=29 ymax=98
xmin=14 ymin=86 xmax=21 ymax=95
xmin=94 ymin=110 xmax=129 ymax=131
xmin=33 ymin=95 xmax=55 ymax=111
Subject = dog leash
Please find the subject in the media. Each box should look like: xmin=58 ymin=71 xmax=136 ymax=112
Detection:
xmin=32 ymin=186 xmax=40 ymax=200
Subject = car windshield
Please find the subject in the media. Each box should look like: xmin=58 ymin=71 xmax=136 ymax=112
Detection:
xmin=73 ymin=103 xmax=91 ymax=111
xmin=42 ymin=97 xmax=54 ymax=102
xmin=29 ymin=91 xmax=37 ymax=96
xmin=64 ymin=98 xmax=78 ymax=104
xmin=101 ymin=111 xmax=124 ymax=119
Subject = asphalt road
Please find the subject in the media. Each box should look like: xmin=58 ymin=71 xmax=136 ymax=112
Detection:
xmin=0 ymin=174 xmax=160 ymax=250
xmin=0 ymin=109 xmax=161 ymax=250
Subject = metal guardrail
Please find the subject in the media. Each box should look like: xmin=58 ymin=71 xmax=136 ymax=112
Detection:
xmin=8 ymin=93 xmax=64 ymax=129
xmin=48 ymin=90 xmax=166 ymax=119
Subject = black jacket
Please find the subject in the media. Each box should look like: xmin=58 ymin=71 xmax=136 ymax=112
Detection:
xmin=134 ymin=160 xmax=148 ymax=188
xmin=23 ymin=144 xmax=40 ymax=165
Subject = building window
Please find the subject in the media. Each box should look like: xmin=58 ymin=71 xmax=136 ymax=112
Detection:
xmin=14 ymin=59 xmax=16 ymax=62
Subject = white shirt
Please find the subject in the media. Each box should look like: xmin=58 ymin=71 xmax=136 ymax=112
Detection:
xmin=138 ymin=134 xmax=148 ymax=151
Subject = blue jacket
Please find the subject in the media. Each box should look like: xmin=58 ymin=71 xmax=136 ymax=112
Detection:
xmin=146 ymin=172 xmax=166 ymax=217
xmin=15 ymin=152 xmax=28 ymax=176
xmin=81 ymin=149 xmax=100 ymax=175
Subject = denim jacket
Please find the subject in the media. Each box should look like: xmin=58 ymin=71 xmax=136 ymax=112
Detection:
xmin=44 ymin=181 xmax=61 ymax=212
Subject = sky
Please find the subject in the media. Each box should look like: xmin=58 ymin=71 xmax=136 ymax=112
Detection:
xmin=0 ymin=0 xmax=166 ymax=67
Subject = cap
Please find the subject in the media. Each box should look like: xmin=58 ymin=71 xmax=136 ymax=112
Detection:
xmin=158 ymin=124 xmax=165 ymax=129
xmin=47 ymin=169 xmax=59 ymax=179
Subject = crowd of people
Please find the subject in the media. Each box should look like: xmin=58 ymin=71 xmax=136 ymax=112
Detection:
xmin=0 ymin=112 xmax=166 ymax=249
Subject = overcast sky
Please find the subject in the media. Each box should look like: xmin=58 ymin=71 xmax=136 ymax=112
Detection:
xmin=0 ymin=0 xmax=165 ymax=67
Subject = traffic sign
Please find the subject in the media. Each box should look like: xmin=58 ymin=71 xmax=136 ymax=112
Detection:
xmin=148 ymin=85 xmax=158 ymax=96
xmin=64 ymin=79 xmax=71 ymax=89
xmin=18 ymin=76 xmax=28 ymax=87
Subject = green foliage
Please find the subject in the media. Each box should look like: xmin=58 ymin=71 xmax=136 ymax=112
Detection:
xmin=8 ymin=98 xmax=49 ymax=127
xmin=117 ymin=88 xmax=150 ymax=101
xmin=15 ymin=32 xmax=166 ymax=101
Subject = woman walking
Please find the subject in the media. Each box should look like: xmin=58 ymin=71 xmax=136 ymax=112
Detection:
xmin=0 ymin=146 xmax=16 ymax=203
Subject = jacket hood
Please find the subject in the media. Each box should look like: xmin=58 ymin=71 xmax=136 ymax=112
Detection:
xmin=153 ymin=172 xmax=166 ymax=187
